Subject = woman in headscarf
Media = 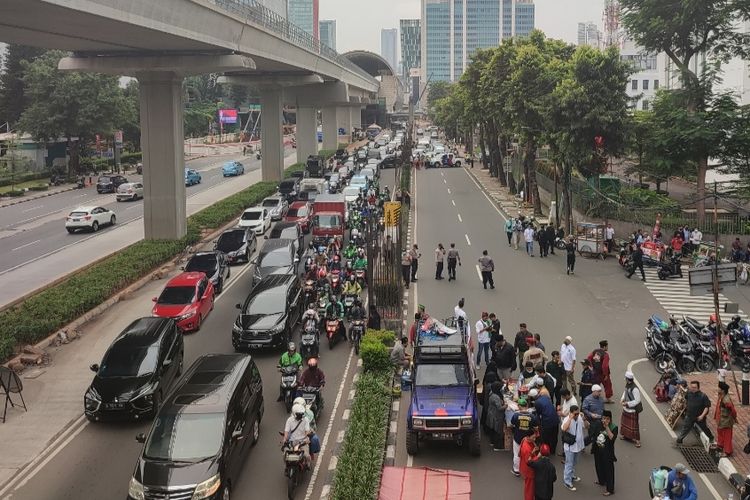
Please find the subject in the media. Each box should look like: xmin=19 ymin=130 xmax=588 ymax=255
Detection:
xmin=486 ymin=381 xmax=507 ymax=451
xmin=480 ymin=361 xmax=500 ymax=430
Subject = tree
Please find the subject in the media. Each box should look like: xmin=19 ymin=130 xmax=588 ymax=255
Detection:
xmin=18 ymin=51 xmax=126 ymax=174
xmin=426 ymin=80 xmax=452 ymax=117
xmin=620 ymin=0 xmax=750 ymax=222
xmin=0 ymin=45 xmax=44 ymax=127
xmin=120 ymin=80 xmax=140 ymax=150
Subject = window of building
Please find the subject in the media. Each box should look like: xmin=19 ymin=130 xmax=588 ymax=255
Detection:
xmin=654 ymin=79 xmax=659 ymax=90
xmin=631 ymin=79 xmax=638 ymax=90
xmin=643 ymin=80 xmax=649 ymax=90
xmin=642 ymin=100 xmax=649 ymax=111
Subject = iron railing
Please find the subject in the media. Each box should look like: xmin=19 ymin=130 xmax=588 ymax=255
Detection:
xmin=212 ymin=0 xmax=374 ymax=83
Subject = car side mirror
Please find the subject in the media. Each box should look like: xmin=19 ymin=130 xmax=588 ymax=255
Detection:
xmin=180 ymin=266 xmax=185 ymax=271
xmin=236 ymin=303 xmax=242 ymax=309
xmin=152 ymin=297 xmax=158 ymax=302
xmin=135 ymin=433 xmax=146 ymax=443
xmin=90 ymin=363 xmax=99 ymax=373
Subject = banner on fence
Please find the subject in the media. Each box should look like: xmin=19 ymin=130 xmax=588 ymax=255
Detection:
xmin=384 ymin=202 xmax=401 ymax=227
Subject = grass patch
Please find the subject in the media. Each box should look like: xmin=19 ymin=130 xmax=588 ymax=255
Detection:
xmin=0 ymin=178 xmax=50 ymax=194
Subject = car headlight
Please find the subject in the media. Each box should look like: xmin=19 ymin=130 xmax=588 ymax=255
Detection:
xmin=191 ymin=474 xmax=221 ymax=500
xmin=461 ymin=417 xmax=473 ymax=427
xmin=232 ymin=322 xmax=243 ymax=334
xmin=177 ymin=311 xmax=196 ymax=321
xmin=84 ymin=390 xmax=100 ymax=411
xmin=128 ymin=477 xmax=145 ymax=500
xmin=412 ymin=418 xmax=424 ymax=427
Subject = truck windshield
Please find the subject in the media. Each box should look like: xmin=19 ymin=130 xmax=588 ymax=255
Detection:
xmin=415 ymin=364 xmax=470 ymax=387
xmin=314 ymin=214 xmax=341 ymax=229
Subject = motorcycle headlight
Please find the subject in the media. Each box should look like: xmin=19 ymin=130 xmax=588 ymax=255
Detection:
xmin=128 ymin=477 xmax=145 ymax=500
xmin=191 ymin=474 xmax=221 ymax=500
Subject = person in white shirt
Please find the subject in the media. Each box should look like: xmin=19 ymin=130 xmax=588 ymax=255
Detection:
xmin=560 ymin=336 xmax=577 ymax=396
xmin=454 ymin=298 xmax=470 ymax=342
xmin=524 ymin=226 xmax=535 ymax=257
xmin=561 ymin=405 xmax=586 ymax=491
xmin=690 ymin=228 xmax=702 ymax=246
xmin=558 ymin=389 xmax=578 ymax=418
xmin=620 ymin=371 xmax=642 ymax=447
xmin=475 ymin=312 xmax=491 ymax=367
xmin=605 ymin=223 xmax=615 ymax=253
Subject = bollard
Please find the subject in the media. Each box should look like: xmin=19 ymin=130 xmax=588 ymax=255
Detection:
xmin=742 ymin=363 xmax=750 ymax=406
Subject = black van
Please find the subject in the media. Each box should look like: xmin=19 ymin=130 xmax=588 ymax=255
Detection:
xmin=128 ymin=354 xmax=264 ymax=500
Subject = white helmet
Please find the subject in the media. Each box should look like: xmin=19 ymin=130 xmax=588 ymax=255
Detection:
xmin=293 ymin=397 xmax=306 ymax=408
xmin=292 ymin=403 xmax=306 ymax=419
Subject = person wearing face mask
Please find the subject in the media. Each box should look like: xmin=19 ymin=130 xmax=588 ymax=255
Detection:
xmin=299 ymin=357 xmax=326 ymax=410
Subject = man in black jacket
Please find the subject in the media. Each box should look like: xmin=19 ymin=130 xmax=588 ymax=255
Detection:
xmin=529 ymin=443 xmax=557 ymax=500
xmin=626 ymin=243 xmax=646 ymax=281
xmin=493 ymin=335 xmax=517 ymax=381
xmin=545 ymin=225 xmax=557 ymax=255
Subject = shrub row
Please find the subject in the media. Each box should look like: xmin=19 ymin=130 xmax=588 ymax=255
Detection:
xmin=360 ymin=329 xmax=396 ymax=373
xmin=0 ymin=171 xmax=48 ymax=188
xmin=330 ymin=370 xmax=392 ymax=500
xmin=0 ymin=161 xmax=303 ymax=362
xmin=4 ymin=190 xmax=26 ymax=197
xmin=28 ymin=185 xmax=49 ymax=192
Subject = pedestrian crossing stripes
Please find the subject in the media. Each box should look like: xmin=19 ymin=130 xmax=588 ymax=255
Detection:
xmin=642 ymin=267 xmax=746 ymax=320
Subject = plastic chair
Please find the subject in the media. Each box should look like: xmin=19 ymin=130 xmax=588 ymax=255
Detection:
xmin=0 ymin=366 xmax=27 ymax=423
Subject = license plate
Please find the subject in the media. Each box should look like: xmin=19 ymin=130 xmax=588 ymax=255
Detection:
xmin=106 ymin=403 xmax=124 ymax=409
xmin=72 ymin=219 xmax=80 ymax=222
xmin=248 ymin=344 xmax=262 ymax=349
xmin=432 ymin=433 xmax=453 ymax=440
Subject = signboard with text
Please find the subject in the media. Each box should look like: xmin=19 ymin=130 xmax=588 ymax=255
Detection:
xmin=219 ymin=109 xmax=238 ymax=124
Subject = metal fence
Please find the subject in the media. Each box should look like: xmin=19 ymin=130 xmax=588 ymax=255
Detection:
xmin=212 ymin=0 xmax=374 ymax=82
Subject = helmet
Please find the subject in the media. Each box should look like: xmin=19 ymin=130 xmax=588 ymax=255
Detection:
xmin=733 ymin=315 xmax=742 ymax=323
xmin=308 ymin=357 xmax=318 ymax=368
xmin=307 ymin=303 xmax=315 ymax=310
xmin=658 ymin=320 xmax=669 ymax=332
xmin=293 ymin=397 xmax=306 ymax=408
xmin=318 ymin=268 xmax=327 ymax=279
xmin=292 ymin=404 xmax=306 ymax=419
xmin=288 ymin=342 xmax=296 ymax=352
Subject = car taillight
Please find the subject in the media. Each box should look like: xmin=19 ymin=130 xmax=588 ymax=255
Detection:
xmin=84 ymin=215 xmax=92 ymax=220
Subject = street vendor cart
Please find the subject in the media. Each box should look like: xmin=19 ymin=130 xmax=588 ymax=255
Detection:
xmin=575 ymin=222 xmax=608 ymax=259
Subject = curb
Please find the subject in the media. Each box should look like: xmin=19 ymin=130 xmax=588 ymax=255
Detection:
xmin=0 ymin=185 xmax=78 ymax=208
xmin=1 ymin=218 xmax=237 ymax=371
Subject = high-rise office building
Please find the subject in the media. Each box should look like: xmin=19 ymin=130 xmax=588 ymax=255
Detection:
xmin=422 ymin=0 xmax=535 ymax=83
xmin=400 ymin=19 xmax=421 ymax=81
xmin=577 ymin=21 xmax=601 ymax=48
xmin=287 ymin=0 xmax=319 ymax=38
xmin=381 ymin=28 xmax=398 ymax=72
xmin=319 ymin=20 xmax=337 ymax=50
xmin=259 ymin=0 xmax=287 ymax=18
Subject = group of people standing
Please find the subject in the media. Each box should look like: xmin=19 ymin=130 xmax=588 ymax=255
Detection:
xmin=504 ymin=214 xmax=578 ymax=276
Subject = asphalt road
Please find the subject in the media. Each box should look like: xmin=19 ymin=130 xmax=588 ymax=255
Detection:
xmin=393 ymin=166 xmax=734 ymax=499
xmin=7 ymin=226 xmax=358 ymax=500
xmin=0 ymin=149 xmax=294 ymax=275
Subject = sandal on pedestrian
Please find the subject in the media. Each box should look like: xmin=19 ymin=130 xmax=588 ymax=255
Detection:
xmin=635 ymin=441 xmax=641 ymax=448
xmin=603 ymin=492 xmax=613 ymax=496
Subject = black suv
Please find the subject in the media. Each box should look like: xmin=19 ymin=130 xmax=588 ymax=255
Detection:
xmin=96 ymin=174 xmax=128 ymax=193
xmin=184 ymin=251 xmax=231 ymax=294
xmin=84 ymin=317 xmax=183 ymax=421
xmin=232 ymin=273 xmax=303 ymax=350
xmin=129 ymin=354 xmax=263 ymax=500
xmin=215 ymin=227 xmax=257 ymax=264
xmin=380 ymin=155 xmax=398 ymax=169
xmin=278 ymin=178 xmax=300 ymax=200
xmin=252 ymin=239 xmax=299 ymax=285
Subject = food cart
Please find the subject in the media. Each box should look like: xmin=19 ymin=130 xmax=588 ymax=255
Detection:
xmin=575 ymin=222 xmax=608 ymax=259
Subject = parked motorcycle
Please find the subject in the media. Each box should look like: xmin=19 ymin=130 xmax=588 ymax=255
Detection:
xmin=350 ymin=319 xmax=365 ymax=355
xmin=256 ymin=151 xmax=262 ymax=160
xmin=658 ymin=254 xmax=683 ymax=280
xmin=278 ymin=364 xmax=300 ymax=412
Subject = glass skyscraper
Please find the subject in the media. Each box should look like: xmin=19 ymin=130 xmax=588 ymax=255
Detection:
xmin=400 ymin=19 xmax=421 ymax=81
xmin=422 ymin=0 xmax=534 ymax=82
xmin=319 ymin=20 xmax=336 ymax=50
xmin=287 ymin=0 xmax=319 ymax=38
xmin=381 ymin=28 xmax=398 ymax=72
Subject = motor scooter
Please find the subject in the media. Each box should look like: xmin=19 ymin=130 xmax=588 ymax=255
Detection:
xmin=256 ymin=151 xmax=262 ymax=160
xmin=280 ymin=435 xmax=310 ymax=500
xmin=354 ymin=268 xmax=366 ymax=288
xmin=350 ymin=319 xmax=365 ymax=355
xmin=342 ymin=293 xmax=356 ymax=315
xmin=277 ymin=364 xmax=299 ymax=412
xmin=299 ymin=322 xmax=319 ymax=360
xmin=303 ymin=280 xmax=316 ymax=308
xmin=326 ymin=317 xmax=344 ymax=349
xmin=658 ymin=254 xmax=683 ymax=280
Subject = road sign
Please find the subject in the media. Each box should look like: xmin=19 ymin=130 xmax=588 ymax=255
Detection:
xmin=688 ymin=264 xmax=737 ymax=286
xmin=219 ymin=109 xmax=238 ymax=124
xmin=384 ymin=201 xmax=401 ymax=227
xmin=503 ymin=157 xmax=512 ymax=173
xmin=114 ymin=130 xmax=123 ymax=145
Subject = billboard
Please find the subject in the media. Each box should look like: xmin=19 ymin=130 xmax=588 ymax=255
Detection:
xmin=219 ymin=109 xmax=238 ymax=124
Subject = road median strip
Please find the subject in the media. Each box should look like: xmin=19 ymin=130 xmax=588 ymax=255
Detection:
xmin=0 ymin=153 xmax=338 ymax=364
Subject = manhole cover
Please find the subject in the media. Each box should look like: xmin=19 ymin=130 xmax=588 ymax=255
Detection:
xmin=676 ymin=445 xmax=718 ymax=473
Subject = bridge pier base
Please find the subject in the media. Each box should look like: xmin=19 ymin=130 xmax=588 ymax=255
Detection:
xmin=138 ymin=71 xmax=187 ymax=240
xmin=260 ymin=88 xmax=284 ymax=182
xmin=296 ymin=105 xmax=318 ymax=163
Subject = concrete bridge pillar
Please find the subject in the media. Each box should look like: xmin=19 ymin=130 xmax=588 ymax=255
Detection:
xmin=336 ymin=106 xmax=351 ymax=138
xmin=321 ymin=106 xmax=339 ymax=151
xmin=261 ymin=88 xmax=284 ymax=181
xmin=138 ymin=72 xmax=186 ymax=240
xmin=296 ymin=105 xmax=318 ymax=163
xmin=351 ymin=106 xmax=362 ymax=130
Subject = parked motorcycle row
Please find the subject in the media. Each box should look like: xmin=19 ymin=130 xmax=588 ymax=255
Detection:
xmin=644 ymin=314 xmax=750 ymax=374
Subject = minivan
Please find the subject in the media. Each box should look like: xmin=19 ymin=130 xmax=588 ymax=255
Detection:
xmin=128 ymin=354 xmax=263 ymax=500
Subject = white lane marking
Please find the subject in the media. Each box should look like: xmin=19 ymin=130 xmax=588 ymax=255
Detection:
xmin=125 ymin=205 xmax=139 ymax=210
xmin=11 ymin=240 xmax=40 ymax=252
xmin=328 ymin=455 xmax=338 ymax=470
xmin=21 ymin=205 xmax=43 ymax=213
xmin=447 ymin=188 xmax=451 ymax=194
xmin=465 ymin=234 xmax=471 ymax=246
xmin=451 ymin=200 xmax=455 ymax=206
xmin=74 ymin=194 xmax=87 ymax=198
xmin=457 ymin=214 xmax=462 ymax=223
xmin=304 ymin=346 xmax=355 ymax=500
xmin=475 ymin=265 xmax=482 ymax=280
xmin=627 ymin=359 xmax=722 ymax=500
xmin=462 ymin=169 xmax=508 ymax=221
xmin=443 ymin=178 xmax=447 ymax=184
xmin=0 ymin=258 xmax=255 ymax=497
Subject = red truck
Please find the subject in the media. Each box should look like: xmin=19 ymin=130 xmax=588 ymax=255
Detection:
xmin=311 ymin=194 xmax=346 ymax=246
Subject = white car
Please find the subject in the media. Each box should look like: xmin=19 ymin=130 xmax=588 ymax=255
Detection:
xmin=238 ymin=207 xmax=271 ymax=234
xmin=349 ymin=176 xmax=369 ymax=190
xmin=115 ymin=182 xmax=144 ymax=202
xmin=359 ymin=167 xmax=376 ymax=181
xmin=65 ymin=206 xmax=116 ymax=234
xmin=342 ymin=186 xmax=361 ymax=203
xmin=260 ymin=196 xmax=289 ymax=221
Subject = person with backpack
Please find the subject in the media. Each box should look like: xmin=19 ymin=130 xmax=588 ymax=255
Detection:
xmin=505 ymin=217 xmax=515 ymax=246
xmin=588 ymin=340 xmax=614 ymax=403
xmin=619 ymin=371 xmax=642 ymax=448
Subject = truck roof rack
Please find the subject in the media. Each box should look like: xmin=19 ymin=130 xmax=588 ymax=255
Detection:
xmin=414 ymin=317 xmax=468 ymax=363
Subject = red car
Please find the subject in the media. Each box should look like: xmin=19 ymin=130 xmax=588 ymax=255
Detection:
xmin=284 ymin=201 xmax=312 ymax=233
xmin=152 ymin=272 xmax=214 ymax=332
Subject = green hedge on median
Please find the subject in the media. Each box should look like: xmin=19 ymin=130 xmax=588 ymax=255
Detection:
xmin=360 ymin=329 xmax=396 ymax=373
xmin=0 ymin=161 xmax=309 ymax=362
xmin=331 ymin=370 xmax=391 ymax=500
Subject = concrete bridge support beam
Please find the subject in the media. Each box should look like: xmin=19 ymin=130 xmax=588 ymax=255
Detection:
xmin=296 ymin=105 xmax=318 ymax=163
xmin=322 ymin=106 xmax=339 ymax=151
xmin=260 ymin=88 xmax=285 ymax=181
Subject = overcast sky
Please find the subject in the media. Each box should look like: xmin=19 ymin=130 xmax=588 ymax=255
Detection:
xmin=320 ymin=0 xmax=606 ymax=55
